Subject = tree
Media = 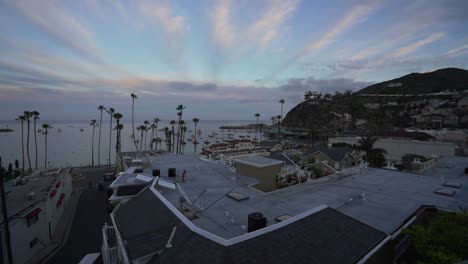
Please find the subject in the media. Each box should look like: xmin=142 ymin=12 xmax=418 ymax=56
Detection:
xmin=14 ymin=159 xmax=19 ymax=170
xmin=24 ymin=111 xmax=33 ymax=172
xmin=276 ymin=115 xmax=282 ymax=137
xmin=15 ymin=114 xmax=26 ymax=173
xmin=106 ymin=108 xmax=115 ymax=167
xmin=254 ymin=113 xmax=260 ymax=141
xmin=143 ymin=120 xmax=150 ymax=151
xmin=131 ymin=93 xmax=139 ymax=152
xmin=163 ymin=127 xmax=170 ymax=151
xmin=357 ymin=135 xmax=387 ymax=167
xmin=192 ymin=118 xmax=200 ymax=153
xmin=176 ymin=105 xmax=186 ymax=154
xmin=32 ymin=110 xmax=40 ymax=170
xmin=271 ymin=116 xmax=277 ymax=126
xmin=279 ymin=99 xmax=285 ymax=138
xmin=97 ymin=105 xmax=106 ymax=166
xmin=90 ymin=120 xmax=97 ymax=166
xmin=403 ymin=212 xmax=468 ymax=264
xmin=114 ymin=115 xmax=123 ymax=170
xmin=138 ymin=124 xmax=146 ymax=150
xmin=153 ymin=117 xmax=161 ymax=143
xmin=42 ymin=124 xmax=52 ymax=168
xmin=169 ymin=120 xmax=176 ymax=153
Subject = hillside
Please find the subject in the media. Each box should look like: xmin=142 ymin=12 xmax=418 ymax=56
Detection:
xmin=357 ymin=68 xmax=468 ymax=95
xmin=282 ymin=67 xmax=468 ymax=132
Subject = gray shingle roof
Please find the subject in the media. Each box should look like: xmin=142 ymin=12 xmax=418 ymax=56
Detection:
xmin=268 ymin=152 xmax=295 ymax=166
xmin=303 ymin=146 xmax=353 ymax=161
xmin=114 ymin=186 xmax=386 ymax=264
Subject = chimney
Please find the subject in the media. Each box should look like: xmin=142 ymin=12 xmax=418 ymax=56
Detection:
xmin=248 ymin=212 xmax=267 ymax=232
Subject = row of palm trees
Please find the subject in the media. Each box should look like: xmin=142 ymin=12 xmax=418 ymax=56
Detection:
xmin=129 ymin=95 xmax=201 ymax=155
xmin=15 ymin=111 xmax=52 ymax=173
xmin=91 ymin=106 xmax=124 ymax=167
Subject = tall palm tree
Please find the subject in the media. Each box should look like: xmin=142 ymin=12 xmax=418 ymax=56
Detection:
xmin=23 ymin=111 xmax=32 ymax=172
xmin=32 ymin=111 xmax=40 ymax=170
xmin=181 ymin=125 xmax=187 ymax=154
xmin=176 ymin=105 xmax=185 ymax=154
xmin=163 ymin=127 xmax=170 ymax=151
xmin=271 ymin=116 xmax=277 ymax=126
xmin=153 ymin=117 xmax=160 ymax=144
xmin=192 ymin=118 xmax=199 ymax=153
xmin=279 ymin=99 xmax=285 ymax=137
xmin=90 ymin=120 xmax=97 ymax=166
xmin=106 ymin=108 xmax=115 ymax=167
xmin=357 ymin=135 xmax=387 ymax=167
xmin=254 ymin=113 xmax=260 ymax=141
xmin=150 ymin=124 xmax=157 ymax=150
xmin=143 ymin=120 xmax=150 ymax=151
xmin=42 ymin=124 xmax=52 ymax=168
xmin=131 ymin=93 xmax=139 ymax=152
xmin=15 ymin=115 xmax=26 ymax=173
xmin=97 ymin=105 xmax=106 ymax=166
xmin=169 ymin=120 xmax=177 ymax=152
xmin=113 ymin=113 xmax=123 ymax=163
xmin=138 ymin=124 xmax=146 ymax=150
xmin=157 ymin=137 xmax=162 ymax=150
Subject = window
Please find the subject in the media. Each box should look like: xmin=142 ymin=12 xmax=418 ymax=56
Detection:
xmin=29 ymin=237 xmax=38 ymax=248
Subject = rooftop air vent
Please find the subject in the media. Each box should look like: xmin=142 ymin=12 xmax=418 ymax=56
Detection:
xmin=227 ymin=192 xmax=249 ymax=201
xmin=248 ymin=212 xmax=266 ymax=232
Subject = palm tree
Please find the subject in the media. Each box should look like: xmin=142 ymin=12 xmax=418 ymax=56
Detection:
xmin=150 ymin=124 xmax=157 ymax=150
xmin=143 ymin=120 xmax=150 ymax=151
xmin=176 ymin=104 xmax=186 ymax=154
xmin=90 ymin=120 xmax=97 ymax=166
xmin=42 ymin=124 xmax=52 ymax=168
xmin=113 ymin=113 xmax=123 ymax=163
xmin=32 ymin=111 xmax=40 ymax=170
xmin=15 ymin=115 xmax=26 ymax=173
xmin=254 ymin=113 xmax=260 ymax=141
xmin=163 ymin=127 xmax=170 ymax=151
xmin=106 ymin=108 xmax=115 ymax=167
xmin=192 ymin=118 xmax=200 ymax=153
xmin=169 ymin=120 xmax=177 ymax=152
xmin=271 ymin=116 xmax=277 ymax=126
xmin=97 ymin=105 xmax=106 ymax=166
xmin=179 ymin=121 xmax=187 ymax=154
xmin=357 ymin=135 xmax=387 ymax=167
xmin=279 ymin=99 xmax=285 ymax=137
xmin=138 ymin=125 xmax=146 ymax=150
xmin=153 ymin=117 xmax=160 ymax=145
xmin=157 ymin=137 xmax=162 ymax=150
xmin=131 ymin=93 xmax=139 ymax=152
xmin=24 ymin=111 xmax=32 ymax=172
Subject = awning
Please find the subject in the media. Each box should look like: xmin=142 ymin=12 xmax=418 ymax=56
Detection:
xmin=50 ymin=189 xmax=57 ymax=198
xmin=55 ymin=181 xmax=61 ymax=188
xmin=27 ymin=208 xmax=42 ymax=218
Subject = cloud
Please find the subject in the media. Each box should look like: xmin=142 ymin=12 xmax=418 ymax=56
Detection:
xmin=269 ymin=1 xmax=379 ymax=79
xmin=389 ymin=32 xmax=445 ymax=58
xmin=139 ymin=0 xmax=187 ymax=36
xmin=211 ymin=0 xmax=235 ymax=50
xmin=445 ymin=44 xmax=468 ymax=57
xmin=7 ymin=0 xmax=102 ymax=63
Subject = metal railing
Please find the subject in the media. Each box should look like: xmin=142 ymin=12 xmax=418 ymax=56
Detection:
xmin=101 ymin=223 xmax=118 ymax=264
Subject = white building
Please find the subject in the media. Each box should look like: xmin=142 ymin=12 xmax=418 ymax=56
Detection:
xmin=0 ymin=168 xmax=72 ymax=264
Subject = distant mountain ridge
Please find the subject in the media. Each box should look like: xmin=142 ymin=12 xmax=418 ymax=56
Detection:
xmin=356 ymin=68 xmax=468 ymax=95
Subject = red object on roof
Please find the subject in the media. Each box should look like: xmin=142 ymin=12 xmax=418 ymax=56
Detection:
xmin=27 ymin=208 xmax=42 ymax=218
xmin=55 ymin=181 xmax=61 ymax=188
xmin=56 ymin=198 xmax=64 ymax=207
xmin=60 ymin=193 xmax=65 ymax=199
xmin=50 ymin=189 xmax=57 ymax=198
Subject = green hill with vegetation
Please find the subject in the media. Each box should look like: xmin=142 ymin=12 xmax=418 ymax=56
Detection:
xmin=357 ymin=68 xmax=468 ymax=95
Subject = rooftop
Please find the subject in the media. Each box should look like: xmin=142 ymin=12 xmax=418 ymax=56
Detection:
xmin=303 ymin=146 xmax=354 ymax=161
xmin=3 ymin=169 xmax=62 ymax=218
xmin=132 ymin=155 xmax=468 ymax=239
xmin=233 ymin=155 xmax=285 ymax=168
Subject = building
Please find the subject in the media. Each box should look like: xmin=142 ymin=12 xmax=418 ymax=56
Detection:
xmin=302 ymin=146 xmax=364 ymax=171
xmin=329 ymin=137 xmax=456 ymax=162
xmin=0 ymin=169 xmax=72 ymax=264
xmin=108 ymin=172 xmax=154 ymax=205
xmin=97 ymin=155 xmax=468 ymax=264
xmin=233 ymin=156 xmax=285 ymax=192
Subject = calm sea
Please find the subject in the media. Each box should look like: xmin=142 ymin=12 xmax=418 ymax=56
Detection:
xmin=0 ymin=120 xmax=262 ymax=169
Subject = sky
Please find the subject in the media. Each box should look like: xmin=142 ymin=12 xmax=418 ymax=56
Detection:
xmin=0 ymin=0 xmax=467 ymax=120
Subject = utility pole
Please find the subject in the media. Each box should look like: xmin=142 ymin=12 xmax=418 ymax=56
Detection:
xmin=0 ymin=156 xmax=14 ymax=264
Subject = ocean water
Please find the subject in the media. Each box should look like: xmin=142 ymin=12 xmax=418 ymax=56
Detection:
xmin=0 ymin=120 xmax=262 ymax=169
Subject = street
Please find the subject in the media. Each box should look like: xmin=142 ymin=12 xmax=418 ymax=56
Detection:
xmin=48 ymin=167 xmax=113 ymax=264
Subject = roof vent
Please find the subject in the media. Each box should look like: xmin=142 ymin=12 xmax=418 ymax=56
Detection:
xmin=248 ymin=212 xmax=266 ymax=232
xmin=227 ymin=192 xmax=249 ymax=201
